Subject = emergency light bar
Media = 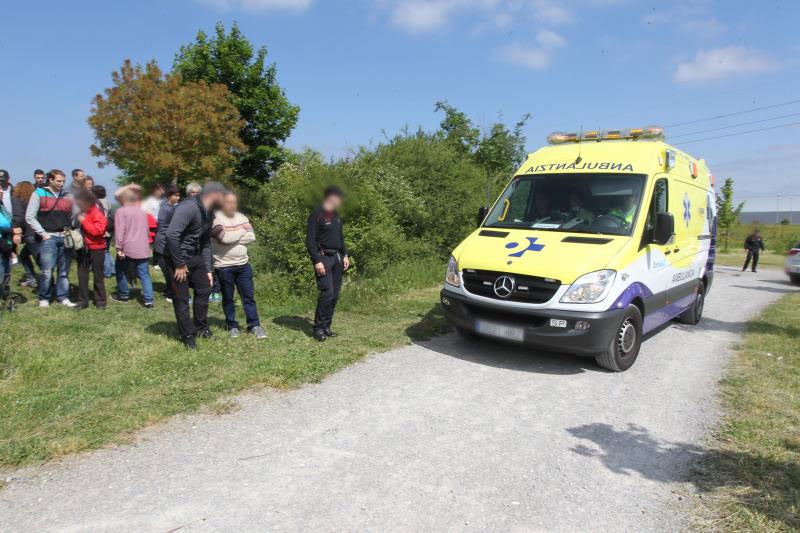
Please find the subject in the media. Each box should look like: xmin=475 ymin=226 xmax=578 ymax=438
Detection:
xmin=547 ymin=126 xmax=664 ymax=144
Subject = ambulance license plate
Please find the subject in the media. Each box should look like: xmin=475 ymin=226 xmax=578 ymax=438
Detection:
xmin=549 ymin=319 xmax=567 ymax=328
xmin=475 ymin=321 xmax=524 ymax=342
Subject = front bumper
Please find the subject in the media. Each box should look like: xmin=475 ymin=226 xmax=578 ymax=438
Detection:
xmin=440 ymin=288 xmax=623 ymax=356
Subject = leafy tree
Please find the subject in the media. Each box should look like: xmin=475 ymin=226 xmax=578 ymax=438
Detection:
xmin=89 ymin=60 xmax=245 ymax=189
xmin=173 ymin=22 xmax=300 ymax=189
xmin=715 ymin=177 xmax=745 ymax=252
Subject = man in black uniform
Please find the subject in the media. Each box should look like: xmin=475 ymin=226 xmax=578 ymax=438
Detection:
xmin=165 ymin=181 xmax=227 ymax=349
xmin=306 ymin=186 xmax=350 ymax=341
xmin=742 ymin=229 xmax=765 ymax=273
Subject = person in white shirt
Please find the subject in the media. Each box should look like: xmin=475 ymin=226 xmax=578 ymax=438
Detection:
xmin=141 ymin=183 xmax=165 ymax=219
xmin=210 ymin=191 xmax=265 ymax=339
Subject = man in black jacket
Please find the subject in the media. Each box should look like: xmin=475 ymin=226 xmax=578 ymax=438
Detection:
xmin=306 ymin=186 xmax=350 ymax=341
xmin=165 ymin=181 xmax=226 ymax=349
xmin=742 ymin=229 xmax=765 ymax=273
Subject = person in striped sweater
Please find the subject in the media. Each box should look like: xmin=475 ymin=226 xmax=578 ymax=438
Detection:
xmin=210 ymin=192 xmax=266 ymax=339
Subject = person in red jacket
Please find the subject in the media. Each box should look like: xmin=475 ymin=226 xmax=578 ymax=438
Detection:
xmin=75 ymin=190 xmax=108 ymax=309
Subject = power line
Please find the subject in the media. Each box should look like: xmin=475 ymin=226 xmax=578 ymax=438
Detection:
xmin=672 ymin=121 xmax=800 ymax=145
xmin=669 ymin=112 xmax=800 ymax=139
xmin=664 ymin=99 xmax=800 ymax=128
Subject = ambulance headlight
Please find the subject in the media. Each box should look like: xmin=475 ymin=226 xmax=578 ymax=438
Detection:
xmin=560 ymin=270 xmax=616 ymax=304
xmin=445 ymin=256 xmax=460 ymax=287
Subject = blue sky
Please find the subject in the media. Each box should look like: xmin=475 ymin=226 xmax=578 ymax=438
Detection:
xmin=1 ymin=0 xmax=798 ymax=211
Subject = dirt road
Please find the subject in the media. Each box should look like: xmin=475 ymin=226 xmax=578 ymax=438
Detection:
xmin=1 ymin=267 xmax=795 ymax=531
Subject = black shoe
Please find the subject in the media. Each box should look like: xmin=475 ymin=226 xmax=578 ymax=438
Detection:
xmin=324 ymin=328 xmax=337 ymax=338
xmin=110 ymin=293 xmax=129 ymax=303
xmin=183 ymin=337 xmax=197 ymax=350
xmin=198 ymin=328 xmax=213 ymax=339
xmin=313 ymin=330 xmax=327 ymax=342
xmin=75 ymin=302 xmax=89 ymax=310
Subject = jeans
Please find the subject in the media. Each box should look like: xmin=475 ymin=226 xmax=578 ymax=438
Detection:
xmin=19 ymin=240 xmax=40 ymax=280
xmin=103 ymin=240 xmax=114 ymax=278
xmin=38 ymin=235 xmax=72 ymax=302
xmin=217 ymin=263 xmax=260 ymax=330
xmin=116 ymin=256 xmax=154 ymax=304
xmin=0 ymin=252 xmax=10 ymax=299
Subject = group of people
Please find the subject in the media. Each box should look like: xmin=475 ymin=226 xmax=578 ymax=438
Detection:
xmin=0 ymin=168 xmax=351 ymax=349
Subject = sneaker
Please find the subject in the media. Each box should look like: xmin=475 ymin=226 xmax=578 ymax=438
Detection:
xmin=38 ymin=299 xmax=50 ymax=308
xmin=144 ymin=302 xmax=155 ymax=310
xmin=110 ymin=293 xmax=130 ymax=303
xmin=249 ymin=326 xmax=267 ymax=339
xmin=229 ymin=327 xmax=240 ymax=338
xmin=183 ymin=337 xmax=197 ymax=351
xmin=75 ymin=302 xmax=89 ymax=310
xmin=210 ymin=292 xmax=222 ymax=303
xmin=199 ymin=328 xmax=213 ymax=339
xmin=165 ymin=297 xmax=173 ymax=303
xmin=59 ymin=299 xmax=78 ymax=308
xmin=313 ymin=330 xmax=327 ymax=342
xmin=323 ymin=328 xmax=337 ymax=338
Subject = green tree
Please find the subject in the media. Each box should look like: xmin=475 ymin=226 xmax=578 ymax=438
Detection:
xmin=173 ymin=22 xmax=300 ymax=189
xmin=88 ymin=60 xmax=245 ymax=190
xmin=716 ymin=177 xmax=745 ymax=252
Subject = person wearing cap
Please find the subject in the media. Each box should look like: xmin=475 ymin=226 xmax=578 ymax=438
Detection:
xmin=306 ymin=185 xmax=350 ymax=341
xmin=164 ymin=181 xmax=226 ymax=349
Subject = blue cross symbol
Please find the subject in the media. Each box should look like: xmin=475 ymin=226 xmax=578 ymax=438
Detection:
xmin=506 ymin=237 xmax=545 ymax=257
xmin=683 ymin=193 xmax=692 ymax=227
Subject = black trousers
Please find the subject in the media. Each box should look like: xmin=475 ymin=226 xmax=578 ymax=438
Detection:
xmin=163 ymin=255 xmax=211 ymax=342
xmin=743 ymin=250 xmax=760 ymax=272
xmin=77 ymin=249 xmax=107 ymax=307
xmin=154 ymin=252 xmax=174 ymax=299
xmin=314 ymin=253 xmax=343 ymax=332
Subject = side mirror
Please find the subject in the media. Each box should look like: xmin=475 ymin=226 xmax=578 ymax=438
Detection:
xmin=652 ymin=212 xmax=674 ymax=245
xmin=476 ymin=206 xmax=488 ymax=226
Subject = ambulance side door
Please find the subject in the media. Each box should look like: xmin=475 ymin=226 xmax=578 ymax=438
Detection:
xmin=667 ymin=180 xmax=702 ymax=309
xmin=640 ymin=177 xmax=673 ymax=329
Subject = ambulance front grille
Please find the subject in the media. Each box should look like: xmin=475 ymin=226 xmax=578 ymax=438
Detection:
xmin=462 ymin=270 xmax=560 ymax=304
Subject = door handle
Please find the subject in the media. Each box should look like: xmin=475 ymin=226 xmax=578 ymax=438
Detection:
xmin=664 ymin=250 xmax=672 ymax=255
xmin=673 ymin=248 xmax=680 ymax=253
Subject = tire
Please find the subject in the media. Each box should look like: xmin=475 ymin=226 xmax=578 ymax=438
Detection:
xmin=594 ymin=305 xmax=643 ymax=372
xmin=790 ymin=274 xmax=800 ymax=285
xmin=456 ymin=326 xmax=478 ymax=340
xmin=678 ymin=281 xmax=705 ymax=325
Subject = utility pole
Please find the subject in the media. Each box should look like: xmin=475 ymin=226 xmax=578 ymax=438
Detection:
xmin=776 ymin=193 xmax=781 ymax=224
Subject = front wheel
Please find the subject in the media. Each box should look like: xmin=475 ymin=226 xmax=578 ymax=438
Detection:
xmin=678 ymin=281 xmax=705 ymax=325
xmin=595 ymin=305 xmax=643 ymax=372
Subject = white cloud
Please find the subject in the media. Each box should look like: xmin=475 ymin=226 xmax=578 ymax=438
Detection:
xmin=200 ymin=0 xmax=312 ymax=12
xmin=496 ymin=29 xmax=566 ymax=70
xmin=674 ymin=46 xmax=779 ymax=83
xmin=387 ymin=0 xmax=571 ymax=34
xmin=390 ymin=0 xmax=456 ymax=33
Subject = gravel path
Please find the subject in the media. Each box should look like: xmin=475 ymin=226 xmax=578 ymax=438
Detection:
xmin=1 ymin=267 xmax=796 ymax=532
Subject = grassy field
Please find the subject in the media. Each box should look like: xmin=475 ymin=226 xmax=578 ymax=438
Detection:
xmin=715 ymin=250 xmax=788 ymax=270
xmin=723 ymin=223 xmax=799 ymax=255
xmin=693 ymin=291 xmax=800 ymax=531
xmin=0 ymin=260 xmax=449 ymax=468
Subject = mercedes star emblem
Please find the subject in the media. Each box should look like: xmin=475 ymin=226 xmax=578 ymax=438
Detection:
xmin=493 ymin=275 xmax=515 ymax=298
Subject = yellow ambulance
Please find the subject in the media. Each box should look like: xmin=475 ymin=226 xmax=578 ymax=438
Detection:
xmin=440 ymin=127 xmax=716 ymax=371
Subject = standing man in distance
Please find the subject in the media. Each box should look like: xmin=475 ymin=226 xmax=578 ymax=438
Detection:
xmin=742 ymin=229 xmax=765 ymax=273
xmin=112 ymin=189 xmax=155 ymax=308
xmin=306 ymin=186 xmax=350 ymax=342
xmin=185 ymin=182 xmax=202 ymax=197
xmin=0 ymin=170 xmax=12 ymax=215
xmin=25 ymin=169 xmax=77 ymax=307
xmin=165 ymin=181 xmax=226 ymax=350
xmin=153 ymin=184 xmax=181 ymax=302
xmin=142 ymin=183 xmax=165 ymax=219
xmin=70 ymin=169 xmax=86 ymax=196
xmin=33 ymin=169 xmax=46 ymax=188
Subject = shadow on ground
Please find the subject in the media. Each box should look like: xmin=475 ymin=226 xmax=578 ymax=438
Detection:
xmin=567 ymin=422 xmax=800 ymax=530
xmin=404 ymin=304 xmax=595 ymax=376
xmin=272 ymin=316 xmax=314 ymax=337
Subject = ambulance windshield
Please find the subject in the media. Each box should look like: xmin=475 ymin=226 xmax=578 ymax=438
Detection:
xmin=484 ymin=173 xmax=647 ymax=236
